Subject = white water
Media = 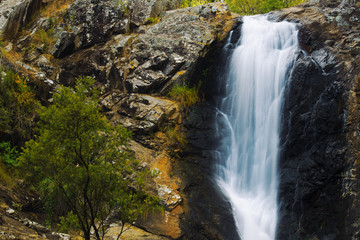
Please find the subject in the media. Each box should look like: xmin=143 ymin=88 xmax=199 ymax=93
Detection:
xmin=215 ymin=16 xmax=298 ymax=240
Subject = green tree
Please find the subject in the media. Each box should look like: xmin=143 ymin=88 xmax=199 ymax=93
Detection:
xmin=19 ymin=76 xmax=158 ymax=240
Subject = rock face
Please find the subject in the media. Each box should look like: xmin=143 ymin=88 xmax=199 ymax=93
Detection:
xmin=0 ymin=1 xmax=240 ymax=239
xmin=0 ymin=0 xmax=41 ymax=39
xmin=53 ymin=0 xmax=130 ymax=58
xmin=56 ymin=3 xmax=237 ymax=95
xmin=274 ymin=1 xmax=360 ymax=239
xmin=6 ymin=0 xmax=360 ymax=239
xmin=129 ymin=0 xmax=182 ymax=26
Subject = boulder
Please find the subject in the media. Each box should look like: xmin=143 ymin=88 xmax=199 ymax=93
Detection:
xmin=101 ymin=92 xmax=179 ymax=135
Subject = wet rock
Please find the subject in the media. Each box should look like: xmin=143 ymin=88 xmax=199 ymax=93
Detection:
xmin=175 ymin=104 xmax=241 ymax=240
xmin=275 ymin=2 xmax=360 ymax=239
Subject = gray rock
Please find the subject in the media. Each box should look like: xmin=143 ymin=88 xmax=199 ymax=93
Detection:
xmin=129 ymin=0 xmax=181 ymax=26
xmin=52 ymin=0 xmax=130 ymax=58
xmin=0 ymin=0 xmax=41 ymax=39
xmin=51 ymin=31 xmax=76 ymax=58
xmin=102 ymin=92 xmax=178 ymax=134
xmin=124 ymin=3 xmax=235 ymax=93
xmin=112 ymin=34 xmax=132 ymax=53
xmin=56 ymin=3 xmax=237 ymax=94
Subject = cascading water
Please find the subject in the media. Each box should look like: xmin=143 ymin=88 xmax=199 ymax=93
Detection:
xmin=215 ymin=16 xmax=298 ymax=240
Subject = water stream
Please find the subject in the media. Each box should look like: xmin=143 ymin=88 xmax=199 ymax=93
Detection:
xmin=215 ymin=16 xmax=298 ymax=240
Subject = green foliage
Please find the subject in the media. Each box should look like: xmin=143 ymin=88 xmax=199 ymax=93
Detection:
xmin=19 ymin=76 xmax=159 ymax=240
xmin=226 ymin=0 xmax=306 ymax=15
xmin=38 ymin=177 xmax=59 ymax=227
xmin=145 ymin=17 xmax=160 ymax=24
xmin=0 ymin=68 xmax=39 ymax=144
xmin=168 ymin=84 xmax=200 ymax=108
xmin=58 ymin=211 xmax=81 ymax=233
xmin=180 ymin=0 xmax=306 ymax=14
xmin=32 ymin=28 xmax=56 ymax=50
xmin=181 ymin=0 xmax=212 ymax=8
xmin=116 ymin=0 xmax=130 ymax=15
xmin=0 ymin=163 xmax=12 ymax=186
xmin=0 ymin=141 xmax=18 ymax=186
xmin=0 ymin=142 xmax=19 ymax=168
xmin=164 ymin=126 xmax=187 ymax=148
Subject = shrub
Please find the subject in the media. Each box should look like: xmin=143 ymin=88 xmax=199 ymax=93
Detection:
xmin=145 ymin=17 xmax=160 ymax=24
xmin=0 ymin=142 xmax=19 ymax=168
xmin=168 ymin=84 xmax=200 ymax=108
xmin=0 ymin=141 xmax=18 ymax=186
xmin=165 ymin=126 xmax=187 ymax=148
xmin=32 ymin=28 xmax=56 ymax=50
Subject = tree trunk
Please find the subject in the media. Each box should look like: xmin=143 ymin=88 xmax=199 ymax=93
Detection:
xmin=84 ymin=230 xmax=91 ymax=240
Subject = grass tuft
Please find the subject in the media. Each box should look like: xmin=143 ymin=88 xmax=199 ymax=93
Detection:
xmin=168 ymin=84 xmax=200 ymax=108
xmin=164 ymin=126 xmax=187 ymax=148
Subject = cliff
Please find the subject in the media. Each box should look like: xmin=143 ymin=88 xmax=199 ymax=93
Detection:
xmin=1 ymin=0 xmax=360 ymax=239
xmin=0 ymin=0 xmax=239 ymax=239
xmin=274 ymin=0 xmax=360 ymax=239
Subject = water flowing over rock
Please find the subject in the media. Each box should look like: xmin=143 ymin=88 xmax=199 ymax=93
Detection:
xmin=2 ymin=0 xmax=360 ymax=238
xmin=213 ymin=16 xmax=298 ymax=240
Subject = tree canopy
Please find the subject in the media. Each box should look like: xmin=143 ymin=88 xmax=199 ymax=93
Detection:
xmin=19 ymin=76 xmax=158 ymax=240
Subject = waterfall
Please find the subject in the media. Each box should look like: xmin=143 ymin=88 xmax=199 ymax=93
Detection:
xmin=215 ymin=16 xmax=298 ymax=240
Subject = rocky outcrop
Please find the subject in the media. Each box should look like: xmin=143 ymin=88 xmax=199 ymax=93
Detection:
xmin=129 ymin=0 xmax=182 ymax=26
xmin=274 ymin=1 xmax=360 ymax=239
xmin=52 ymin=0 xmax=130 ymax=58
xmin=55 ymin=3 xmax=238 ymax=95
xmin=0 ymin=1 xmax=239 ymax=239
xmin=0 ymin=0 xmax=42 ymax=39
